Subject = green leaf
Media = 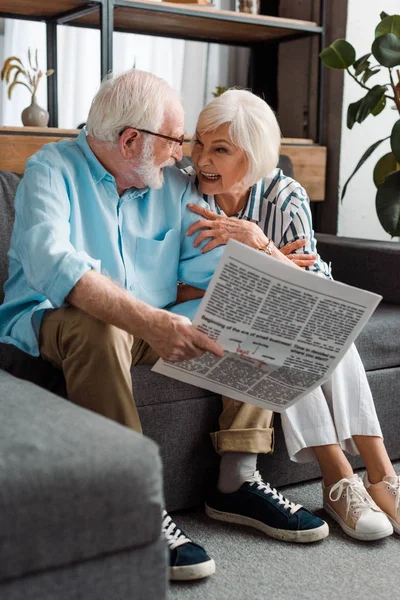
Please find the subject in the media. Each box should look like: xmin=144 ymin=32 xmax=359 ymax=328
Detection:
xmin=353 ymin=53 xmax=371 ymax=76
xmin=347 ymin=87 xmax=387 ymax=129
xmin=391 ymin=120 xmax=400 ymax=162
xmin=341 ymin=137 xmax=390 ymax=200
xmin=376 ymin=171 xmax=400 ymax=236
xmin=371 ymin=94 xmax=386 ymax=116
xmin=372 ymin=33 xmax=400 ymax=68
xmin=355 ymin=85 xmax=387 ymax=125
xmin=373 ymin=152 xmax=399 ymax=187
xmin=380 ymin=12 xmax=389 ymax=21
xmin=362 ymin=67 xmax=380 ymax=84
xmin=375 ymin=15 xmax=400 ymax=39
xmin=347 ymin=99 xmax=362 ymax=129
xmin=320 ymin=39 xmax=356 ymax=69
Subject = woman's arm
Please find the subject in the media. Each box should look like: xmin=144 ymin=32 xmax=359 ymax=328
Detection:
xmin=278 ymin=188 xmax=332 ymax=278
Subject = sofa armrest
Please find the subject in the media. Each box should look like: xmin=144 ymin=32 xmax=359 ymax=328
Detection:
xmin=316 ymin=233 xmax=400 ymax=304
xmin=0 ymin=369 xmax=165 ymax=582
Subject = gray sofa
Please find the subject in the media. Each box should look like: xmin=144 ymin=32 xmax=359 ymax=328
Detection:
xmin=1 ymin=168 xmax=400 ymax=596
xmin=0 ymin=370 xmax=167 ymax=600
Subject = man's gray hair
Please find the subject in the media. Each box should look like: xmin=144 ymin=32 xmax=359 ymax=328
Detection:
xmin=86 ymin=69 xmax=179 ymax=143
xmin=197 ymin=89 xmax=281 ymax=187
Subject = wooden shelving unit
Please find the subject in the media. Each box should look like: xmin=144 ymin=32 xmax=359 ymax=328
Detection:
xmin=0 ymin=0 xmax=321 ymax=44
xmin=0 ymin=1 xmax=327 ymax=201
xmin=0 ymin=127 xmax=326 ymax=201
xmin=71 ymin=0 xmax=322 ymax=45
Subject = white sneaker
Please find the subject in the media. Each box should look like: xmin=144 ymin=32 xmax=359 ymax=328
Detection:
xmin=323 ymin=474 xmax=393 ymax=541
xmin=364 ymin=473 xmax=400 ymax=535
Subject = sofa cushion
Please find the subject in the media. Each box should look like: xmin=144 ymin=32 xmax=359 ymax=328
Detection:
xmin=316 ymin=233 xmax=400 ymax=305
xmin=354 ymin=302 xmax=400 ymax=372
xmin=0 ymin=370 xmax=163 ymax=581
xmin=0 ymin=170 xmax=22 ymax=304
xmin=131 ymin=364 xmax=214 ymax=406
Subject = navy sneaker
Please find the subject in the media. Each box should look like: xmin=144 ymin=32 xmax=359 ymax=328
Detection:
xmin=205 ymin=471 xmax=329 ymax=543
xmin=162 ymin=510 xmax=216 ymax=580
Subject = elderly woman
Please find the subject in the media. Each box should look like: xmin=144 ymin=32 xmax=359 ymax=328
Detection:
xmin=172 ymin=90 xmax=399 ymax=542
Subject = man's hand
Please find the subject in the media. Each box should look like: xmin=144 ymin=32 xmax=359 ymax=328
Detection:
xmin=143 ymin=308 xmax=224 ymax=362
xmin=66 ymin=271 xmax=222 ymax=362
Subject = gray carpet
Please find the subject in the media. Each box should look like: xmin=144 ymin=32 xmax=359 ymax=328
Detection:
xmin=168 ymin=466 xmax=400 ymax=600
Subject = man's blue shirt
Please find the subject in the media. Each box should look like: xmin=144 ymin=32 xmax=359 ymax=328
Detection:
xmin=0 ymin=130 xmax=223 ymax=356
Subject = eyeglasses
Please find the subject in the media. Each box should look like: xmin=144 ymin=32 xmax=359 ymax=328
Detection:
xmin=119 ymin=126 xmax=184 ymax=147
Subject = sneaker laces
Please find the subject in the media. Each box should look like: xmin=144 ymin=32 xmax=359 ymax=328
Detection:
xmin=248 ymin=471 xmax=302 ymax=515
xmin=329 ymin=477 xmax=376 ymax=520
xmin=162 ymin=510 xmax=191 ymax=551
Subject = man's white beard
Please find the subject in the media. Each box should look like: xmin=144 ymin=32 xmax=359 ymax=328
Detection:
xmin=136 ymin=136 xmax=175 ymax=189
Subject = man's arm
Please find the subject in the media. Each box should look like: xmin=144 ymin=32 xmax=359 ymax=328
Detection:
xmin=178 ymin=181 xmax=225 ymax=289
xmin=66 ymin=270 xmax=224 ymax=361
xmin=16 ymin=159 xmax=223 ymax=362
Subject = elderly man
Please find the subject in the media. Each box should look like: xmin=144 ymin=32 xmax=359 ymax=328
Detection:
xmin=0 ymin=69 xmax=224 ymax=581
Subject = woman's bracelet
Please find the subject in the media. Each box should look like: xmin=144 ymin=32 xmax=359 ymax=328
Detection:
xmin=257 ymin=239 xmax=273 ymax=256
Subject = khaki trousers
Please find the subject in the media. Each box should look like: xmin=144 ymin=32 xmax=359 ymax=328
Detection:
xmin=39 ymin=306 xmax=274 ymax=454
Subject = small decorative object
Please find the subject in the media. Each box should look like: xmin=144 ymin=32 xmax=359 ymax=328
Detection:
xmin=212 ymin=86 xmax=229 ymax=98
xmin=236 ymin=0 xmax=259 ymax=15
xmin=0 ymin=48 xmax=54 ymax=127
xmin=320 ymin=12 xmax=400 ymax=237
xmin=163 ymin=0 xmax=212 ymax=4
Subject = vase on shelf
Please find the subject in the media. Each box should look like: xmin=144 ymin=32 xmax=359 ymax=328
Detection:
xmin=21 ymin=96 xmax=49 ymax=127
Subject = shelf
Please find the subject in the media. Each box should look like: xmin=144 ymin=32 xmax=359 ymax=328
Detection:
xmin=72 ymin=0 xmax=322 ymax=45
xmin=0 ymin=128 xmax=326 ymax=201
xmin=0 ymin=0 xmax=97 ymax=20
xmin=0 ymin=0 xmax=322 ymax=46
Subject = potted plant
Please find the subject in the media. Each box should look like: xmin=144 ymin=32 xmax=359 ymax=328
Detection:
xmin=320 ymin=12 xmax=400 ymax=237
xmin=0 ymin=48 xmax=54 ymax=127
xmin=212 ymin=86 xmax=229 ymax=97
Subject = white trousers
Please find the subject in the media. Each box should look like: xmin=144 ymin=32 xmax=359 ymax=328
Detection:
xmin=281 ymin=344 xmax=383 ymax=463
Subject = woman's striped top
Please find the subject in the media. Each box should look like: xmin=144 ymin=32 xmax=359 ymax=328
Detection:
xmin=180 ymin=165 xmax=332 ymax=279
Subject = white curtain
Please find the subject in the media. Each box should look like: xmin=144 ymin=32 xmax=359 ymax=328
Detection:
xmin=1 ymin=19 xmax=47 ymax=126
xmin=0 ymin=5 xmax=249 ymax=134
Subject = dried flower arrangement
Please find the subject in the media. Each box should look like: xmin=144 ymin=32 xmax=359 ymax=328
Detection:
xmin=0 ymin=48 xmax=54 ymax=100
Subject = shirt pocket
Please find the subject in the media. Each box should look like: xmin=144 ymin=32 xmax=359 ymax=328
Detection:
xmin=135 ymin=229 xmax=179 ymax=293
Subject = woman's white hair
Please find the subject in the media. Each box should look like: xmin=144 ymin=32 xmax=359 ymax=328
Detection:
xmin=196 ymin=89 xmax=281 ymax=187
xmin=86 ymin=69 xmax=180 ymax=143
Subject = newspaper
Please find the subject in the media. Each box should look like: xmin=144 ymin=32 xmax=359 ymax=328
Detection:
xmin=152 ymin=239 xmax=381 ymax=413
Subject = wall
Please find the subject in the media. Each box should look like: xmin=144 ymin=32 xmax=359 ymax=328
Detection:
xmin=338 ymin=1 xmax=399 ymax=240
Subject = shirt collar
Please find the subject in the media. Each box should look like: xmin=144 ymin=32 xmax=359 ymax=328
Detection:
xmin=239 ymin=179 xmax=265 ymax=222
xmin=75 ymin=128 xmax=113 ymax=184
xmin=75 ymin=129 xmax=149 ymax=197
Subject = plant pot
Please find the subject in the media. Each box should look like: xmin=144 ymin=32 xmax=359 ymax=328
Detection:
xmin=21 ymin=96 xmax=49 ymax=127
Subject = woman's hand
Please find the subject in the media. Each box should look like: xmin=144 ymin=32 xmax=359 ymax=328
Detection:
xmin=187 ymin=204 xmax=316 ymax=270
xmin=279 ymin=239 xmax=317 ymax=268
xmin=187 ymin=203 xmax=269 ymax=252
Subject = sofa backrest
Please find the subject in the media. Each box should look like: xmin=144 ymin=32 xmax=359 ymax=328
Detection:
xmin=0 ymin=170 xmax=22 ymax=304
